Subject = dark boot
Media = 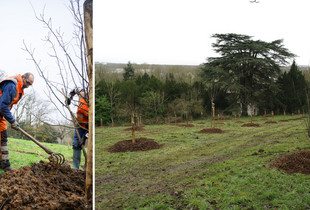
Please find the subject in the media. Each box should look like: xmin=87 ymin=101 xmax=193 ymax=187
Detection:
xmin=0 ymin=159 xmax=13 ymax=172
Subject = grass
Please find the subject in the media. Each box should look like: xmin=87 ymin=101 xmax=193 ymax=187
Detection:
xmin=1 ymin=137 xmax=85 ymax=173
xmin=95 ymin=115 xmax=310 ymax=209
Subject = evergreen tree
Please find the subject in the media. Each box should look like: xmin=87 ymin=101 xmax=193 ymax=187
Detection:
xmin=277 ymin=60 xmax=307 ymax=113
xmin=123 ymin=61 xmax=135 ymax=81
xmin=95 ymin=94 xmax=111 ymax=126
xmin=201 ymin=33 xmax=295 ymax=114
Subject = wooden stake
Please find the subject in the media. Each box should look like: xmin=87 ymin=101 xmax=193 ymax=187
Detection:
xmin=212 ymin=103 xmax=215 ymax=128
xmin=131 ymin=111 xmax=136 ymax=143
xmin=84 ymin=0 xmax=93 ymax=200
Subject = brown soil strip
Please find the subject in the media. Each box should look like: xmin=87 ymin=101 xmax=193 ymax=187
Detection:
xmin=289 ymin=117 xmax=306 ymax=121
xmin=235 ymin=121 xmax=244 ymax=123
xmin=241 ymin=123 xmax=260 ymax=127
xmin=270 ymin=151 xmax=310 ymax=174
xmin=176 ymin=124 xmax=195 ymax=127
xmin=108 ymin=138 xmax=164 ymax=153
xmin=197 ymin=128 xmax=225 ymax=134
xmin=0 ymin=161 xmax=91 ymax=209
xmin=166 ymin=123 xmax=195 ymax=127
xmin=264 ymin=121 xmax=277 ymax=124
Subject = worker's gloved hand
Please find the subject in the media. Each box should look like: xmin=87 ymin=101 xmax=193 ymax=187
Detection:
xmin=11 ymin=121 xmax=20 ymax=130
xmin=69 ymin=89 xmax=76 ymax=97
xmin=66 ymin=98 xmax=71 ymax=105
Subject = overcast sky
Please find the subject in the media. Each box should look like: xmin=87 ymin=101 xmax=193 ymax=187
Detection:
xmin=94 ymin=0 xmax=310 ymax=66
xmin=0 ymin=1 xmax=78 ymax=119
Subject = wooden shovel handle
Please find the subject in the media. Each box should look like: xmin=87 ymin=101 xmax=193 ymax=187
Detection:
xmin=17 ymin=127 xmax=54 ymax=155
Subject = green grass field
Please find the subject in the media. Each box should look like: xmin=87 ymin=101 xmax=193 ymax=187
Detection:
xmin=1 ymin=138 xmax=85 ymax=173
xmin=95 ymin=115 xmax=310 ymax=209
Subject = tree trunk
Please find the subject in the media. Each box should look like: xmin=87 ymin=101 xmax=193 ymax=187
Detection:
xmin=131 ymin=111 xmax=136 ymax=143
xmin=272 ymin=111 xmax=274 ymax=122
xmin=84 ymin=0 xmax=93 ymax=200
xmin=212 ymin=103 xmax=215 ymax=128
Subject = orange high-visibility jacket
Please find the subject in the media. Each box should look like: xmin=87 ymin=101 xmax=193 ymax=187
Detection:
xmin=0 ymin=74 xmax=24 ymax=109
xmin=76 ymin=91 xmax=89 ymax=128
xmin=0 ymin=74 xmax=24 ymax=131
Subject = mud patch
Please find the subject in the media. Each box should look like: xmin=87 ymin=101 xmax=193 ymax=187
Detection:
xmin=289 ymin=117 xmax=305 ymax=121
xmin=108 ymin=138 xmax=164 ymax=153
xmin=197 ymin=128 xmax=225 ymax=134
xmin=176 ymin=124 xmax=195 ymax=127
xmin=0 ymin=161 xmax=91 ymax=209
xmin=264 ymin=121 xmax=277 ymax=124
xmin=241 ymin=123 xmax=260 ymax=127
xmin=270 ymin=151 xmax=310 ymax=174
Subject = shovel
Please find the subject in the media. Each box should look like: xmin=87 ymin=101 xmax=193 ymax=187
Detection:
xmin=17 ymin=127 xmax=65 ymax=165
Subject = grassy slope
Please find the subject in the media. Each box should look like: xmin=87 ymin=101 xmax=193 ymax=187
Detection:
xmin=1 ymin=138 xmax=85 ymax=173
xmin=96 ymin=116 xmax=310 ymax=209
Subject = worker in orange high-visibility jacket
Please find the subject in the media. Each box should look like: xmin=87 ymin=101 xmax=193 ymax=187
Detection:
xmin=0 ymin=73 xmax=34 ymax=172
xmin=67 ymin=88 xmax=89 ymax=170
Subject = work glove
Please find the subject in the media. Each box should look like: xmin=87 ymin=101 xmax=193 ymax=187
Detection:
xmin=66 ymin=98 xmax=71 ymax=105
xmin=67 ymin=89 xmax=77 ymax=105
xmin=11 ymin=121 xmax=20 ymax=130
xmin=69 ymin=89 xmax=76 ymax=97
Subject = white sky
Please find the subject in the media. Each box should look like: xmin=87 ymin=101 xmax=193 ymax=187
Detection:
xmin=0 ymin=1 xmax=79 ymax=120
xmin=94 ymin=0 xmax=310 ymax=66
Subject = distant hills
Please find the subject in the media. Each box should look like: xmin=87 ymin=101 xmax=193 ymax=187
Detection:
xmin=95 ymin=62 xmax=310 ymax=82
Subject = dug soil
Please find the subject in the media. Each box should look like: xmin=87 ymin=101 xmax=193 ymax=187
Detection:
xmin=270 ymin=151 xmax=310 ymax=175
xmin=176 ymin=124 xmax=195 ymax=127
xmin=235 ymin=121 xmax=244 ymax=123
xmin=0 ymin=161 xmax=91 ymax=209
xmin=108 ymin=138 xmax=164 ymax=153
xmin=264 ymin=121 xmax=277 ymax=124
xmin=197 ymin=128 xmax=225 ymax=134
xmin=241 ymin=123 xmax=260 ymax=127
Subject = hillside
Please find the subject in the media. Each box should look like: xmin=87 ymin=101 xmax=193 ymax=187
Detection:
xmin=95 ymin=62 xmax=201 ymax=83
xmin=95 ymin=62 xmax=310 ymax=83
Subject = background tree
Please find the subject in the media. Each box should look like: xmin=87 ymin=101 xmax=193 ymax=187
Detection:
xmin=123 ymin=61 xmax=135 ymax=81
xmin=277 ymin=60 xmax=307 ymax=113
xmin=22 ymin=0 xmax=93 ymax=198
xmin=201 ymin=33 xmax=295 ymax=115
xmin=23 ymin=0 xmax=89 ymax=128
xmin=95 ymin=94 xmax=111 ymax=126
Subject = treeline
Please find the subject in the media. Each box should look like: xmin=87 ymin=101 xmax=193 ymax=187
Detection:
xmin=96 ymin=61 xmax=308 ymax=126
xmin=95 ymin=33 xmax=310 ymax=126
